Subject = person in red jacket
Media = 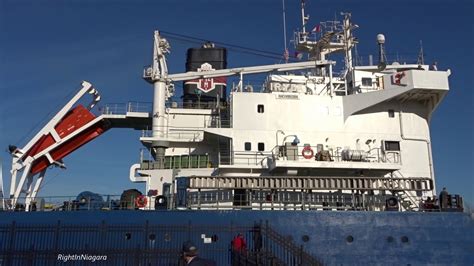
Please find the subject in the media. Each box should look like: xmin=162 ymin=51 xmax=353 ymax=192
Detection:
xmin=232 ymin=233 xmax=246 ymax=252
xmin=231 ymin=233 xmax=247 ymax=265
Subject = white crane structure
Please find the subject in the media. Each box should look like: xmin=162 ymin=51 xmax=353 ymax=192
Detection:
xmin=5 ymin=10 xmax=452 ymax=213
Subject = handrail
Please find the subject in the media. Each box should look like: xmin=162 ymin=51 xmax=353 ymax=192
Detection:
xmin=264 ymin=222 xmax=323 ymax=265
xmin=101 ymin=102 xmax=152 ymax=115
xmin=272 ymin=144 xmax=401 ymax=164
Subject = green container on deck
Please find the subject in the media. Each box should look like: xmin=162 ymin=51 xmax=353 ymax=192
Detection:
xmin=199 ymin=155 xmax=208 ymax=168
xmin=164 ymin=156 xmax=172 ymax=169
xmin=181 ymin=155 xmax=189 ymax=168
xmin=190 ymin=155 xmax=199 ymax=168
xmin=173 ymin=156 xmax=181 ymax=169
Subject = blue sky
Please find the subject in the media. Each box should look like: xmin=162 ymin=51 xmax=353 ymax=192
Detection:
xmin=1 ymin=0 xmax=473 ymax=205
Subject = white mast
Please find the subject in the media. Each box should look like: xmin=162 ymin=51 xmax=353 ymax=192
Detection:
xmin=150 ymin=31 xmax=171 ymax=168
xmin=300 ymin=0 xmax=308 ymax=42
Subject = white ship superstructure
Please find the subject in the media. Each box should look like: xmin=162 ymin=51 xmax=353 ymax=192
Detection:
xmin=6 ymin=8 xmax=453 ymax=212
xmin=128 ymin=12 xmax=450 ymax=212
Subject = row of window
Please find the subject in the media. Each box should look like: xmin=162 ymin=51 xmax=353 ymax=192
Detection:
xmin=258 ymin=104 xmax=396 ymax=118
xmin=244 ymin=142 xmax=265 ymax=151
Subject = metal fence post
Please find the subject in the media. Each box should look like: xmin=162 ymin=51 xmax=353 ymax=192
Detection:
xmin=134 ymin=244 xmax=140 ymax=265
xmin=100 ymin=220 xmax=106 ymax=248
xmin=27 ymin=244 xmax=35 ymax=266
xmin=54 ymin=220 xmax=61 ymax=251
xmin=299 ymin=244 xmax=304 ymax=266
xmin=144 ymin=219 xmax=150 ymax=265
xmin=5 ymin=221 xmax=16 ymax=266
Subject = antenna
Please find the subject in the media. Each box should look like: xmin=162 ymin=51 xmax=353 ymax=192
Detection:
xmin=417 ymin=40 xmax=425 ymax=65
xmin=282 ymin=0 xmax=288 ymax=62
xmin=354 ymin=43 xmax=360 ymax=66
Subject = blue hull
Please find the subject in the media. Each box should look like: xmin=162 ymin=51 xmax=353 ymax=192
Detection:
xmin=1 ymin=211 xmax=473 ymax=265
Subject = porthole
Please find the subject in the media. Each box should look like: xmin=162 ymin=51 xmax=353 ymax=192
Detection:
xmin=401 ymin=236 xmax=409 ymax=243
xmin=302 ymin=235 xmax=310 ymax=242
xmin=346 ymin=235 xmax=354 ymax=243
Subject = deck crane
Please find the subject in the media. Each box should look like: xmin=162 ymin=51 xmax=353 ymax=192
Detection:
xmin=6 ymin=31 xmax=333 ymax=211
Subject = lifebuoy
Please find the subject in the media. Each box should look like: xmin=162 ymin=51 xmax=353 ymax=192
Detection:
xmin=302 ymin=146 xmax=314 ymax=159
xmin=135 ymin=195 xmax=148 ymax=208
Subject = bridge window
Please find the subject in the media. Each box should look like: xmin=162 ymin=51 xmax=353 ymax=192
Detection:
xmin=244 ymin=142 xmax=251 ymax=151
xmin=257 ymin=104 xmax=264 ymax=113
xmin=362 ymin=77 xmax=372 ymax=86
xmin=384 ymin=141 xmax=400 ymax=151
xmin=388 ymin=109 xmax=395 ymax=118
xmin=258 ymin=142 xmax=265 ymax=151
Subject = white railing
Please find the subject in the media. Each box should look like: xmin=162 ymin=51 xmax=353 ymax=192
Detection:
xmin=271 ymin=145 xmax=401 ymax=164
xmin=219 ymin=151 xmax=273 ymax=166
xmin=141 ymin=129 xmax=202 ymax=141
xmin=101 ymin=102 xmax=151 ymax=115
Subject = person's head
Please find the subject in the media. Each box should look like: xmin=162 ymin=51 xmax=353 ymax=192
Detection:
xmin=182 ymin=241 xmax=198 ymax=261
xmin=443 ymin=187 xmax=446 ymax=191
xmin=427 ymin=196 xmax=431 ymax=201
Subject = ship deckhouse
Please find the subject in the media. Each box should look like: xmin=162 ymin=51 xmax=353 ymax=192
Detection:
xmin=6 ymin=9 xmax=453 ymax=213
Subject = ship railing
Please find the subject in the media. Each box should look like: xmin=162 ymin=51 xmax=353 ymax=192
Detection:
xmin=141 ymin=128 xmax=203 ymax=140
xmin=271 ymin=145 xmax=401 ymax=164
xmin=139 ymin=153 xmax=213 ymax=170
xmin=219 ymin=151 xmax=273 ymax=166
xmin=178 ymin=191 xmax=394 ymax=212
xmin=231 ymin=81 xmax=266 ymax=93
xmin=204 ymin=117 xmax=232 ymax=128
xmin=166 ymin=101 xmax=228 ymax=109
xmin=354 ymin=54 xmax=423 ymax=67
xmin=101 ymin=102 xmax=152 ymax=115
xmin=0 ymin=194 xmax=162 ymax=212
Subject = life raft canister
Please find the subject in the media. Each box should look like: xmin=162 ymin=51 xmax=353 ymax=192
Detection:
xmin=135 ymin=195 xmax=148 ymax=208
xmin=302 ymin=145 xmax=314 ymax=159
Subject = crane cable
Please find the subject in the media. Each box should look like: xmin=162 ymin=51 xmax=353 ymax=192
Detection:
xmin=160 ymin=31 xmax=297 ymax=61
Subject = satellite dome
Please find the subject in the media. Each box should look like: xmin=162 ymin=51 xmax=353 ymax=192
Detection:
xmin=377 ymin=34 xmax=385 ymax=44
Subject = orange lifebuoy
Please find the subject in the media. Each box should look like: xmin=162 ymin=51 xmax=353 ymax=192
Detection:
xmin=135 ymin=195 xmax=148 ymax=208
xmin=302 ymin=146 xmax=314 ymax=159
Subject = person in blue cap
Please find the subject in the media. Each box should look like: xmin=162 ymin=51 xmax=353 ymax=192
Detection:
xmin=181 ymin=241 xmax=216 ymax=266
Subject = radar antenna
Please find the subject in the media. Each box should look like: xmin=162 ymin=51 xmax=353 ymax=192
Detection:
xmin=377 ymin=33 xmax=387 ymax=70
